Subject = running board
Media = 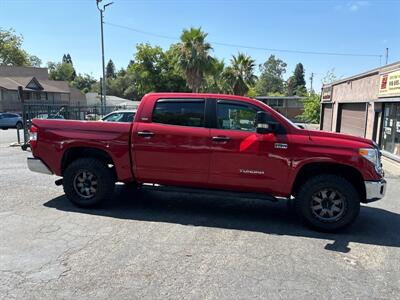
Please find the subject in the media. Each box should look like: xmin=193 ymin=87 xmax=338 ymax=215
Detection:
xmin=139 ymin=184 xmax=279 ymax=202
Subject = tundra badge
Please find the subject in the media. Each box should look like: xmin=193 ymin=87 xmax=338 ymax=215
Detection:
xmin=274 ymin=143 xmax=288 ymax=149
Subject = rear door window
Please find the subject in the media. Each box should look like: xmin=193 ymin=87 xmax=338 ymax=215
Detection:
xmin=152 ymin=99 xmax=205 ymax=127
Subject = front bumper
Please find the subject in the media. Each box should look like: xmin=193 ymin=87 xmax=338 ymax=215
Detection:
xmin=27 ymin=157 xmax=53 ymax=175
xmin=364 ymin=179 xmax=386 ymax=203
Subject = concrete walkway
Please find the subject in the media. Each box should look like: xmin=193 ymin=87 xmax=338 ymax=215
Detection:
xmin=382 ymin=156 xmax=400 ymax=177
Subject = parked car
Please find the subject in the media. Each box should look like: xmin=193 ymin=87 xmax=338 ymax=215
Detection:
xmin=0 ymin=112 xmax=23 ymax=130
xmin=26 ymin=93 xmax=386 ymax=232
xmin=101 ymin=110 xmax=136 ymax=123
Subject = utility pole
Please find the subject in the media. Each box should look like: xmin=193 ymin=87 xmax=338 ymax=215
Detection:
xmin=310 ymin=72 xmax=314 ymax=92
xmin=96 ymin=0 xmax=113 ymax=114
xmin=385 ymin=48 xmax=389 ymax=65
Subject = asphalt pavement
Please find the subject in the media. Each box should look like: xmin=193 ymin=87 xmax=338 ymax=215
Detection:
xmin=0 ymin=129 xmax=399 ymax=299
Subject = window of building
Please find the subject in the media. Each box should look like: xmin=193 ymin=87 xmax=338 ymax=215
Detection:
xmin=152 ymin=99 xmax=205 ymax=127
xmin=267 ymin=99 xmax=284 ymax=108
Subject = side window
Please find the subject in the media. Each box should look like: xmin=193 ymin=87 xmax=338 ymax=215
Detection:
xmin=152 ymin=100 xmax=205 ymax=127
xmin=103 ymin=113 xmax=124 ymax=122
xmin=217 ymin=102 xmax=259 ymax=132
xmin=125 ymin=113 xmax=135 ymax=122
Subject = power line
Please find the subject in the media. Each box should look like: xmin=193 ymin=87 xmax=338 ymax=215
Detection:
xmin=105 ymin=21 xmax=382 ymax=58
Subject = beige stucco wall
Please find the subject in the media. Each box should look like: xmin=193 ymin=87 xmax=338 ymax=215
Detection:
xmin=332 ymin=73 xmax=380 ymax=103
xmin=365 ymin=102 xmax=375 ymax=139
xmin=330 ymin=72 xmax=380 ymax=137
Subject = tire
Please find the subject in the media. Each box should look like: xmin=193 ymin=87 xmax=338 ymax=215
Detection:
xmin=16 ymin=122 xmax=23 ymax=130
xmin=63 ymin=158 xmax=115 ymax=207
xmin=295 ymin=175 xmax=360 ymax=232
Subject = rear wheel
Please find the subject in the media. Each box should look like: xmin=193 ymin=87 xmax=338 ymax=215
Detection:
xmin=295 ymin=175 xmax=360 ymax=232
xmin=16 ymin=122 xmax=23 ymax=130
xmin=63 ymin=158 xmax=115 ymax=207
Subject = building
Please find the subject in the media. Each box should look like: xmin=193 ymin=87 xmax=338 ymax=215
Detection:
xmin=256 ymin=96 xmax=304 ymax=121
xmin=0 ymin=66 xmax=86 ymax=112
xmin=86 ymin=92 xmax=140 ymax=109
xmin=320 ymin=61 xmax=400 ymax=161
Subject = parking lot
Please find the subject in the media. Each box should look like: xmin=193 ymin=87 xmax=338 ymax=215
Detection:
xmin=1 ymin=129 xmax=399 ymax=299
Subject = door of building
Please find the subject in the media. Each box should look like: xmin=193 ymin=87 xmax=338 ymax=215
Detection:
xmin=381 ymin=102 xmax=400 ymax=156
xmin=339 ymin=103 xmax=367 ymax=137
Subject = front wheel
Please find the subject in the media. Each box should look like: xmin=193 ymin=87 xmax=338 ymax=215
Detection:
xmin=63 ymin=158 xmax=115 ymax=207
xmin=16 ymin=122 xmax=23 ymax=130
xmin=295 ymin=175 xmax=360 ymax=232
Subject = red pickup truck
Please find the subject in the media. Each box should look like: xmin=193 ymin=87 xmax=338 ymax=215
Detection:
xmin=27 ymin=93 xmax=386 ymax=231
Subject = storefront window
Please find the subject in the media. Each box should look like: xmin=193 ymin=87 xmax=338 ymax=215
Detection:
xmin=381 ymin=103 xmax=400 ymax=156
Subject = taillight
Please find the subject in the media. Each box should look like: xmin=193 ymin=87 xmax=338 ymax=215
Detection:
xmin=29 ymin=125 xmax=38 ymax=148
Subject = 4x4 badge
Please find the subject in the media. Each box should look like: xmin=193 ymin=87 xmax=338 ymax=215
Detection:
xmin=274 ymin=143 xmax=288 ymax=149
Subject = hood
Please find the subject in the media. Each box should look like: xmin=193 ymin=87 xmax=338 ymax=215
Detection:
xmin=307 ymin=129 xmax=375 ymax=148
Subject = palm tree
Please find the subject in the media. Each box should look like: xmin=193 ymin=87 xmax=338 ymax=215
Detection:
xmin=202 ymin=58 xmax=230 ymax=93
xmin=177 ymin=27 xmax=213 ymax=92
xmin=224 ymin=53 xmax=257 ymax=96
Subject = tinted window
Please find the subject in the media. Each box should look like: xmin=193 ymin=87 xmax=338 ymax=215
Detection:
xmin=125 ymin=112 xmax=135 ymax=122
xmin=217 ymin=102 xmax=259 ymax=132
xmin=4 ymin=113 xmax=17 ymax=118
xmin=152 ymin=100 xmax=205 ymax=127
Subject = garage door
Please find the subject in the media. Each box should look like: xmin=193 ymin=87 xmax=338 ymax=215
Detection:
xmin=339 ymin=103 xmax=366 ymax=137
xmin=322 ymin=104 xmax=333 ymax=131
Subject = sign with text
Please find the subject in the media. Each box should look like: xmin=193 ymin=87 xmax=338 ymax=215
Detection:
xmin=379 ymin=69 xmax=400 ymax=97
xmin=321 ymin=86 xmax=332 ymax=102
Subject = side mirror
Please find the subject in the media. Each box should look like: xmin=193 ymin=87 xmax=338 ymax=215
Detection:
xmin=256 ymin=111 xmax=273 ymax=134
xmin=256 ymin=111 xmax=274 ymax=134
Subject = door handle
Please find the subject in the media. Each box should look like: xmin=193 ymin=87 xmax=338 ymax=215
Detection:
xmin=212 ymin=136 xmax=231 ymax=142
xmin=137 ymin=131 xmax=154 ymax=137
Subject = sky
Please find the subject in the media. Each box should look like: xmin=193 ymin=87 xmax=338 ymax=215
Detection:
xmin=1 ymin=0 xmax=399 ymax=91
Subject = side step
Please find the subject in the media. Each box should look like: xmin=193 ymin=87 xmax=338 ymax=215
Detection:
xmin=139 ymin=184 xmax=279 ymax=202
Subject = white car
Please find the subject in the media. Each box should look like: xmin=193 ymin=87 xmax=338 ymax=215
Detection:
xmin=101 ymin=110 xmax=137 ymax=123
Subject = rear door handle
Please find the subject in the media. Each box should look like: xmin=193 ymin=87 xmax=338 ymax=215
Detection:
xmin=137 ymin=131 xmax=154 ymax=137
xmin=212 ymin=136 xmax=231 ymax=142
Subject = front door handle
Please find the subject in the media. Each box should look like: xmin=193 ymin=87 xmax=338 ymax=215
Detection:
xmin=212 ymin=136 xmax=231 ymax=142
xmin=137 ymin=131 xmax=154 ymax=137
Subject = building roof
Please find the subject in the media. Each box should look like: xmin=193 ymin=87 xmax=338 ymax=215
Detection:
xmin=323 ymin=60 xmax=400 ymax=88
xmin=0 ymin=76 xmax=70 ymax=93
xmin=256 ymin=96 xmax=303 ymax=101
xmin=0 ymin=66 xmax=48 ymax=79
xmin=86 ymin=92 xmax=140 ymax=107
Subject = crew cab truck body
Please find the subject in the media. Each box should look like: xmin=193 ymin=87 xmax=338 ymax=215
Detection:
xmin=27 ymin=93 xmax=386 ymax=231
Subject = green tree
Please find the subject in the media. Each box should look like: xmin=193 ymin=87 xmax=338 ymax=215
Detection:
xmin=71 ymin=73 xmax=97 ymax=94
xmin=202 ymin=58 xmax=229 ymax=93
xmin=0 ymin=28 xmax=41 ymax=66
xmin=224 ymin=53 xmax=257 ymax=96
xmin=287 ymin=63 xmax=306 ymax=96
xmin=62 ymin=54 xmax=73 ymax=65
xmin=177 ymin=27 xmax=213 ymax=92
xmin=255 ymin=55 xmax=287 ymax=96
xmin=48 ymin=61 xmax=76 ymax=82
xmin=106 ymin=59 xmax=116 ymax=78
xmin=298 ymin=91 xmax=320 ymax=123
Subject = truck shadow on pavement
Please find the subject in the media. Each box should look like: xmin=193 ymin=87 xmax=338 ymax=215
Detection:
xmin=44 ymin=186 xmax=400 ymax=253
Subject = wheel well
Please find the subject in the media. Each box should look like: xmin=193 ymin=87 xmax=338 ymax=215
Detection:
xmin=291 ymin=163 xmax=366 ymax=200
xmin=61 ymin=147 xmax=116 ymax=178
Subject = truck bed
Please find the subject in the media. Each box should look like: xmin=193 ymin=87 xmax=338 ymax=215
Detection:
xmin=31 ymin=119 xmax=133 ymax=181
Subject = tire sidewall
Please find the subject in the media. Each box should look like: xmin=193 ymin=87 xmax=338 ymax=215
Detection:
xmin=296 ymin=175 xmax=360 ymax=232
xmin=63 ymin=158 xmax=114 ymax=207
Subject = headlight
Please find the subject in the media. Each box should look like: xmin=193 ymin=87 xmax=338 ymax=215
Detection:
xmin=359 ymin=148 xmax=382 ymax=175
